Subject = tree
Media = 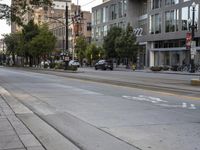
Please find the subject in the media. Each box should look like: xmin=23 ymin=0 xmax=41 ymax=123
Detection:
xmin=103 ymin=26 xmax=122 ymax=59
xmin=29 ymin=25 xmax=56 ymax=64
xmin=86 ymin=44 xmax=102 ymax=66
xmin=3 ymin=32 xmax=22 ymax=65
xmin=75 ymin=36 xmax=88 ymax=66
xmin=21 ymin=20 xmax=40 ymax=66
xmin=115 ymin=24 xmax=138 ymax=67
xmin=0 ymin=0 xmax=52 ymax=25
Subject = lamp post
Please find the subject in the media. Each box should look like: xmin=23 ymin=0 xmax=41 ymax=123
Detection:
xmin=188 ymin=2 xmax=197 ymax=73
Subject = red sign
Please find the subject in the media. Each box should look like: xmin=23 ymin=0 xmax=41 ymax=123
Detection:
xmin=186 ymin=32 xmax=192 ymax=50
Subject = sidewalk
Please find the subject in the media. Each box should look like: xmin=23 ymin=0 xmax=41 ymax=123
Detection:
xmin=0 ymin=95 xmax=45 ymax=150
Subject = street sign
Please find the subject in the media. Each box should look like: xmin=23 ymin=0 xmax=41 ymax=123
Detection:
xmin=191 ymin=41 xmax=196 ymax=56
xmin=186 ymin=32 xmax=192 ymax=49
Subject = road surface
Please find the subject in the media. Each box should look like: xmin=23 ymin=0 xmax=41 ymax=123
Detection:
xmin=0 ymin=67 xmax=200 ymax=150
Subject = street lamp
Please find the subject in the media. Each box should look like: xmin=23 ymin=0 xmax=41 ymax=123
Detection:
xmin=188 ymin=2 xmax=197 ymax=73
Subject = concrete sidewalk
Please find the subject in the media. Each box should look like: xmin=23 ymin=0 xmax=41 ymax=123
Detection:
xmin=0 ymin=95 xmax=45 ymax=150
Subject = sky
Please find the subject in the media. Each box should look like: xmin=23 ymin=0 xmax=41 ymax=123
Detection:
xmin=0 ymin=0 xmax=102 ymax=38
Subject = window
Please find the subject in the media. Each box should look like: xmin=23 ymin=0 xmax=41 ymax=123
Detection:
xmin=190 ymin=4 xmax=199 ymax=28
xmin=165 ymin=0 xmax=179 ymax=6
xmin=110 ymin=4 xmax=117 ymax=20
xmin=103 ymin=25 xmax=108 ymax=36
xmin=151 ymin=0 xmax=162 ymax=9
xmin=181 ymin=7 xmax=189 ymax=30
xmin=87 ymin=22 xmax=91 ymax=31
xmin=118 ymin=1 xmax=123 ymax=18
xmin=181 ymin=4 xmax=199 ymax=31
xmin=149 ymin=14 xmax=161 ymax=34
xmin=96 ymin=9 xmax=102 ymax=24
xmin=165 ymin=9 xmax=179 ymax=32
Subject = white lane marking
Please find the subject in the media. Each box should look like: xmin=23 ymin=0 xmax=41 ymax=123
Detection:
xmin=122 ymin=95 xmax=197 ymax=110
xmin=189 ymin=104 xmax=196 ymax=110
xmin=182 ymin=103 xmax=187 ymax=108
xmin=139 ymin=95 xmax=168 ymax=103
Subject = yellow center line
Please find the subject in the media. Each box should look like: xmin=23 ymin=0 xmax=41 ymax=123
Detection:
xmin=64 ymin=76 xmax=200 ymax=101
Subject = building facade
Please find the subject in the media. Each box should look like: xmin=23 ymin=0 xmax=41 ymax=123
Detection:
xmin=92 ymin=0 xmax=200 ymax=67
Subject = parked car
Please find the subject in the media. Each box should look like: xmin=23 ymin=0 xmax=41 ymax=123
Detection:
xmin=95 ymin=60 xmax=113 ymax=70
xmin=68 ymin=60 xmax=80 ymax=67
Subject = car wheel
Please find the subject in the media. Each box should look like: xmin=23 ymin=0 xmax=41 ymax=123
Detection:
xmin=95 ymin=67 xmax=98 ymax=70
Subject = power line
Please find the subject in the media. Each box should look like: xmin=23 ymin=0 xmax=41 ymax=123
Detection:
xmin=81 ymin=0 xmax=97 ymax=7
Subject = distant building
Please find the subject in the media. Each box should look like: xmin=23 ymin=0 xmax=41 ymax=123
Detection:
xmin=92 ymin=0 xmax=200 ymax=67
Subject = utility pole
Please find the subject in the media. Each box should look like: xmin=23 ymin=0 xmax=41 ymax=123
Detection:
xmin=65 ymin=3 xmax=68 ymax=54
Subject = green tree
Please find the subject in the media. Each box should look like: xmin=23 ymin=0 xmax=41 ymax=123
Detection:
xmin=75 ymin=36 xmax=88 ymax=65
xmin=103 ymin=26 xmax=122 ymax=59
xmin=21 ymin=20 xmax=39 ymax=66
xmin=86 ymin=44 xmax=102 ymax=66
xmin=115 ymin=24 xmax=138 ymax=66
xmin=4 ymin=32 xmax=22 ymax=65
xmin=0 ymin=0 xmax=52 ymax=25
xmin=30 ymin=25 xmax=56 ymax=65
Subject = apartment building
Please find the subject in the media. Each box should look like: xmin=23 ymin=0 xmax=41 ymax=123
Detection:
xmin=92 ymin=0 xmax=200 ymax=67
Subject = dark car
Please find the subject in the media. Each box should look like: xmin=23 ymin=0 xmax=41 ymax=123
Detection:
xmin=95 ymin=60 xmax=113 ymax=70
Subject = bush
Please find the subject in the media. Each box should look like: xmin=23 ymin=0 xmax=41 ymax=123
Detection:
xmin=49 ymin=62 xmax=56 ymax=69
xmin=55 ymin=62 xmax=65 ymax=69
xmin=65 ymin=66 xmax=78 ymax=71
xmin=162 ymin=66 xmax=170 ymax=71
xmin=171 ymin=65 xmax=178 ymax=71
xmin=44 ymin=64 xmax=49 ymax=68
xmin=150 ymin=66 xmax=162 ymax=71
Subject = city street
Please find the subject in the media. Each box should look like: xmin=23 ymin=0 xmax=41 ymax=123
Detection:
xmin=0 ymin=67 xmax=200 ymax=150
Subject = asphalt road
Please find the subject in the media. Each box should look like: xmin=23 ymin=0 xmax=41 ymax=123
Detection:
xmin=0 ymin=67 xmax=200 ymax=150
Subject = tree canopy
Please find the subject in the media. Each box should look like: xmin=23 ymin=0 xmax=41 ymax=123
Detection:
xmin=115 ymin=24 xmax=138 ymax=63
xmin=4 ymin=21 xmax=56 ymax=66
xmin=103 ymin=26 xmax=122 ymax=59
xmin=75 ymin=36 xmax=88 ymax=64
xmin=0 ymin=0 xmax=52 ymax=24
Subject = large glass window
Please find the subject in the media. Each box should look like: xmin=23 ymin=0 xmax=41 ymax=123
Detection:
xmin=165 ymin=0 xmax=179 ymax=6
xmin=118 ymin=1 xmax=123 ymax=18
xmin=181 ymin=4 xmax=199 ymax=30
xmin=165 ymin=9 xmax=179 ymax=32
xmin=96 ymin=9 xmax=102 ymax=24
xmin=190 ymin=4 xmax=199 ymax=28
xmin=110 ymin=4 xmax=117 ymax=20
xmin=149 ymin=14 xmax=161 ymax=34
xmin=151 ymin=0 xmax=162 ymax=9
xmin=103 ymin=7 xmax=108 ymax=23
xmin=181 ymin=7 xmax=189 ymax=30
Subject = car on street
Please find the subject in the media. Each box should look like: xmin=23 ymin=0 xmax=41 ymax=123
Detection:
xmin=68 ymin=60 xmax=80 ymax=67
xmin=95 ymin=60 xmax=113 ymax=70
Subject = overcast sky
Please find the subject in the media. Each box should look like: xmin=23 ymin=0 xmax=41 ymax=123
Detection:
xmin=0 ymin=0 xmax=102 ymax=38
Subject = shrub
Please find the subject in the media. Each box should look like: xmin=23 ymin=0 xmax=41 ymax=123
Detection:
xmin=162 ymin=66 xmax=170 ymax=71
xmin=44 ymin=64 xmax=49 ymax=68
xmin=171 ymin=65 xmax=178 ymax=71
xmin=150 ymin=66 xmax=162 ymax=71
xmin=65 ymin=66 xmax=78 ymax=71
xmin=55 ymin=62 xmax=65 ymax=69
xmin=49 ymin=63 xmax=56 ymax=69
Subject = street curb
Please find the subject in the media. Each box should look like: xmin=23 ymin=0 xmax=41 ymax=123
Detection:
xmin=135 ymin=70 xmax=200 ymax=76
xmin=0 ymin=86 xmax=80 ymax=150
xmin=0 ymin=86 xmax=45 ymax=150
